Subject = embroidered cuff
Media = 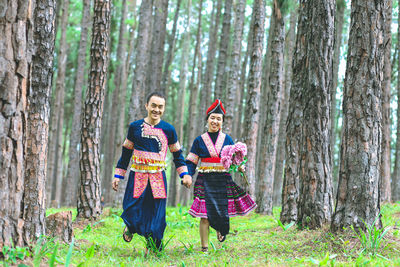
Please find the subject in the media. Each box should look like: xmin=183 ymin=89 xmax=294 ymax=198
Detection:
xmin=114 ymin=168 xmax=127 ymax=179
xmin=168 ymin=141 xmax=181 ymax=152
xmin=186 ymin=152 xmax=199 ymax=165
xmin=123 ymin=138 xmax=134 ymax=150
xmin=177 ymin=166 xmax=189 ymax=177
xmin=179 ymin=171 xmax=189 ymax=178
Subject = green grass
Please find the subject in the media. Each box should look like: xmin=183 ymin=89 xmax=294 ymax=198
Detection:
xmin=3 ymin=203 xmax=400 ymax=266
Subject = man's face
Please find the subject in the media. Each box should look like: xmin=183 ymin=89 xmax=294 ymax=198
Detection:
xmin=145 ymin=96 xmax=165 ymax=122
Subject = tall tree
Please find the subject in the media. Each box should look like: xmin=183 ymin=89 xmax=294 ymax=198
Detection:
xmin=393 ymin=0 xmax=400 ymax=203
xmin=77 ymin=0 xmax=112 ymax=219
xmin=147 ymin=0 xmax=168 ymax=95
xmin=273 ymin=8 xmax=297 ymax=206
xmin=160 ymin=0 xmax=182 ymax=98
xmin=380 ymin=0 xmax=392 ymax=203
xmin=104 ymin=0 xmax=129 ymax=204
xmin=63 ymin=0 xmax=92 ymax=207
xmin=129 ymin=0 xmax=153 ymax=120
xmin=242 ymin=0 xmax=265 ymax=196
xmin=23 ymin=0 xmax=56 ymax=242
xmin=214 ymin=0 xmax=233 ymax=100
xmin=224 ymin=0 xmax=246 ymax=135
xmin=295 ymin=0 xmax=334 ymax=229
xmin=256 ymin=0 xmax=286 ymax=215
xmin=46 ymin=0 xmax=70 ymax=207
xmin=331 ymin=0 xmax=385 ymax=231
xmin=199 ymin=0 xmax=222 ymax=120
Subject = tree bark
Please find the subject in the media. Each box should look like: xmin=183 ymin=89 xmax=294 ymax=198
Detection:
xmin=393 ymin=0 xmax=400 ymax=203
xmin=129 ymin=0 xmax=153 ymax=120
xmin=380 ymin=0 xmax=392 ymax=203
xmin=241 ymin=0 xmax=265 ymax=197
xmin=147 ymin=0 xmax=168 ymax=95
xmin=214 ymin=0 xmax=233 ymax=101
xmin=331 ymin=0 xmax=385 ymax=232
xmin=23 ymin=0 xmax=56 ymax=243
xmin=224 ymin=0 xmax=245 ymax=136
xmin=273 ymin=8 xmax=297 ymax=207
xmin=63 ymin=0 xmax=91 ymax=207
xmin=256 ymin=0 xmax=285 ymax=215
xmin=77 ymin=0 xmax=111 ymax=219
xmin=295 ymin=0 xmax=334 ymax=229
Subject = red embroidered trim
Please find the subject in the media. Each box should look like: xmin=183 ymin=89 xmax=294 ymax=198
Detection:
xmin=115 ymin=168 xmax=127 ymax=177
xmin=168 ymin=141 xmax=181 ymax=152
xmin=177 ymin=166 xmax=188 ymax=176
xmin=201 ymin=132 xmax=226 ymax=158
xmin=201 ymin=157 xmax=221 ymax=163
xmin=133 ymin=172 xmax=166 ymax=199
xmin=141 ymin=122 xmax=168 ymax=161
xmin=133 ymin=172 xmax=148 ymax=198
xmin=187 ymin=152 xmax=199 ymax=164
xmin=122 ymin=138 xmax=134 ymax=150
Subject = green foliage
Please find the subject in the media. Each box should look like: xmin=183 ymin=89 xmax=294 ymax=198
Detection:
xmin=308 ymin=252 xmax=337 ymax=266
xmin=2 ymin=244 xmax=29 ymax=266
xmin=276 ymin=218 xmax=295 ymax=231
xmin=351 ymin=215 xmax=391 ymax=257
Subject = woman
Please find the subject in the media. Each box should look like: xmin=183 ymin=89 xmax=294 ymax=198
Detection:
xmin=186 ymin=99 xmax=256 ymax=252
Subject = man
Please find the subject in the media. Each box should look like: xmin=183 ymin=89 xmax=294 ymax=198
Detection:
xmin=112 ymin=92 xmax=192 ymax=251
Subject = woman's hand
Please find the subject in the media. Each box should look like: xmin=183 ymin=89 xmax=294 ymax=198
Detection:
xmin=112 ymin=178 xmax=119 ymax=191
xmin=182 ymin=175 xmax=193 ymax=189
xmin=238 ymin=165 xmax=246 ymax=173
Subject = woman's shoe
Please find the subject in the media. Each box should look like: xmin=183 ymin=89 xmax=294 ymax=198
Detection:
xmin=201 ymin=247 xmax=208 ymax=253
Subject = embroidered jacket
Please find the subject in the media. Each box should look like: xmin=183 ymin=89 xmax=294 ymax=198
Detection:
xmin=114 ymin=119 xmax=188 ymax=198
xmin=186 ymin=131 xmax=234 ymax=176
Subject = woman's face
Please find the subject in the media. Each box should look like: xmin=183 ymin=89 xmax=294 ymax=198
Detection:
xmin=207 ymin=113 xmax=223 ymax=132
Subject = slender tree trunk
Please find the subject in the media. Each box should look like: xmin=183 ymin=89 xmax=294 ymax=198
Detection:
xmin=129 ymin=0 xmax=153 ymax=120
xmin=77 ymin=0 xmax=111 ymax=219
xmin=63 ymin=0 xmax=91 ymax=207
xmin=273 ymin=9 xmax=297 ymax=207
xmin=47 ymin=0 xmax=69 ymax=206
xmin=331 ymin=0 xmax=385 ymax=231
xmin=381 ymin=0 xmax=392 ymax=203
xmin=295 ymin=0 xmax=334 ymax=229
xmin=241 ymin=0 xmax=265 ymax=197
xmin=147 ymin=0 xmax=168 ymax=94
xmin=23 ymin=0 xmax=56 ymax=242
xmin=160 ymin=0 xmax=182 ymax=98
xmin=256 ymin=0 xmax=285 ymax=215
xmin=214 ymin=0 xmax=233 ymax=101
xmin=393 ymin=0 xmax=400 ymax=203
xmin=200 ymin=0 xmax=222 ymax=120
xmin=331 ymin=0 xmax=345 ymax=197
xmin=224 ymin=0 xmax=245 ymax=136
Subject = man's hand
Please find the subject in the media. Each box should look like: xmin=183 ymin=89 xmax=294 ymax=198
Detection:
xmin=112 ymin=178 xmax=119 ymax=191
xmin=182 ymin=175 xmax=192 ymax=189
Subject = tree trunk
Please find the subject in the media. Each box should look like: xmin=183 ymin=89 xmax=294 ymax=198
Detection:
xmin=380 ymin=0 xmax=392 ymax=203
xmin=256 ymin=0 xmax=285 ymax=215
xmin=273 ymin=8 xmax=297 ymax=207
xmin=241 ymin=0 xmax=265 ymax=197
xmin=224 ymin=0 xmax=245 ymax=136
xmin=331 ymin=0 xmax=385 ymax=232
xmin=129 ymin=0 xmax=153 ymax=120
xmin=295 ymin=0 xmax=334 ymax=229
xmin=214 ymin=0 xmax=233 ymax=101
xmin=393 ymin=0 xmax=400 ymax=203
xmin=331 ymin=0 xmax=345 ymax=197
xmin=147 ymin=0 xmax=168 ymax=94
xmin=199 ymin=0 xmax=222 ymax=121
xmin=77 ymin=0 xmax=111 ymax=219
xmin=160 ymin=0 xmax=182 ymax=98
xmin=46 ymin=211 xmax=73 ymax=243
xmin=23 ymin=0 xmax=56 ymax=243
xmin=63 ymin=0 xmax=91 ymax=207
xmin=47 ymin=0 xmax=69 ymax=207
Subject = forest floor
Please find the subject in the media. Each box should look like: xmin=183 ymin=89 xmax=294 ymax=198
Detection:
xmin=2 ymin=203 xmax=400 ymax=266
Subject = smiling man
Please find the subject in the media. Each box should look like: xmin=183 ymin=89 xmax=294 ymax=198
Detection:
xmin=112 ymin=92 xmax=192 ymax=252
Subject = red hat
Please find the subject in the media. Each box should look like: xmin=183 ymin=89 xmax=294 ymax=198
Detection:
xmin=206 ymin=99 xmax=226 ymax=116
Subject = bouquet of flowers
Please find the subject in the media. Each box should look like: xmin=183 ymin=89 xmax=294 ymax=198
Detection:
xmin=221 ymin=142 xmax=249 ymax=186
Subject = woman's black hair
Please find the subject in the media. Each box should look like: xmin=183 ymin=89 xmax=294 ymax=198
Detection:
xmin=146 ymin=91 xmax=166 ymax=104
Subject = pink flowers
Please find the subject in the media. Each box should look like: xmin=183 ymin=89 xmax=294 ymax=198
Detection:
xmin=221 ymin=142 xmax=247 ymax=170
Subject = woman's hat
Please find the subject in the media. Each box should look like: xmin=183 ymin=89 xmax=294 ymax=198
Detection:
xmin=206 ymin=99 xmax=226 ymax=116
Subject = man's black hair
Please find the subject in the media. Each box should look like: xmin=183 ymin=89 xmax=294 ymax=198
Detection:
xmin=146 ymin=92 xmax=166 ymax=104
